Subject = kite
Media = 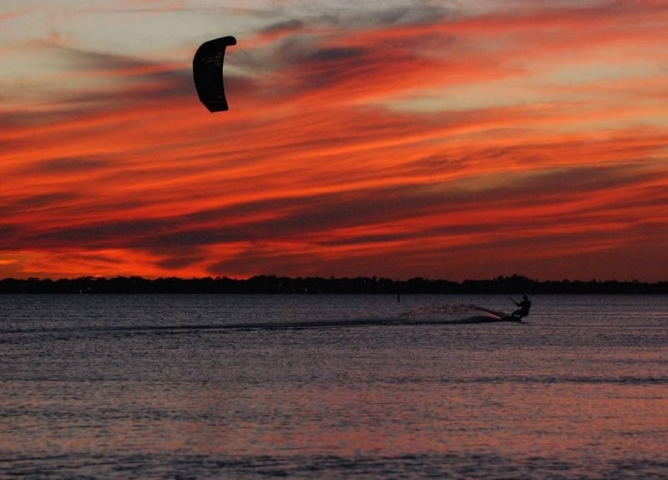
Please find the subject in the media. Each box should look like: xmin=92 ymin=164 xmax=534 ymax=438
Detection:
xmin=193 ymin=36 xmax=237 ymax=112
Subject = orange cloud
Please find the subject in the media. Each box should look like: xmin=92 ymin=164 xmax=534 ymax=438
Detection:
xmin=1 ymin=1 xmax=667 ymax=281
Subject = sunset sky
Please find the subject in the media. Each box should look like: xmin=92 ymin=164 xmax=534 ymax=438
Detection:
xmin=1 ymin=0 xmax=667 ymax=281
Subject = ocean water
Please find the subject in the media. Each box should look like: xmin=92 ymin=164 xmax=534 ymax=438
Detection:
xmin=0 ymin=294 xmax=667 ymax=479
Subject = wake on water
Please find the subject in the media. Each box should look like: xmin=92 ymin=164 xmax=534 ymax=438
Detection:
xmin=0 ymin=305 xmax=517 ymax=336
xmin=399 ymin=304 xmax=514 ymax=324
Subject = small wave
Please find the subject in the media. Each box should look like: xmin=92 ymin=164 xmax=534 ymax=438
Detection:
xmin=3 ymin=451 xmax=665 ymax=479
xmin=442 ymin=375 xmax=668 ymax=386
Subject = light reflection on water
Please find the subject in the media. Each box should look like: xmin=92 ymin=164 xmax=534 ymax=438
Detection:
xmin=1 ymin=294 xmax=667 ymax=478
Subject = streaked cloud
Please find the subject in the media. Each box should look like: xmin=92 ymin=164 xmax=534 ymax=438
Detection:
xmin=1 ymin=0 xmax=666 ymax=280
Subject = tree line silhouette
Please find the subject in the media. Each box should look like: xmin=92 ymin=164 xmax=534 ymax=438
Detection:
xmin=1 ymin=275 xmax=666 ymax=294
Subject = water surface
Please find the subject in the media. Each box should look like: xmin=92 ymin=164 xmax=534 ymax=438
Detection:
xmin=1 ymin=294 xmax=667 ymax=478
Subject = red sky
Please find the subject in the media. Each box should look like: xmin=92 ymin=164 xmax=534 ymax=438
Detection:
xmin=1 ymin=0 xmax=667 ymax=281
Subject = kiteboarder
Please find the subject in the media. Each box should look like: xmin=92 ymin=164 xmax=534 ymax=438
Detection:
xmin=510 ymin=295 xmax=531 ymax=320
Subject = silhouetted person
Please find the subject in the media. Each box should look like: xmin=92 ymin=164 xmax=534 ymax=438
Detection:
xmin=510 ymin=295 xmax=531 ymax=320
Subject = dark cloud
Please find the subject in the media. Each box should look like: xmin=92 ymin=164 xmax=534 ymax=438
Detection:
xmin=369 ymin=4 xmax=453 ymax=27
xmin=242 ymin=2 xmax=459 ymax=100
xmin=282 ymin=2 xmax=453 ymax=30
xmin=18 ymin=155 xmax=114 ymax=175
xmin=0 ymin=192 xmax=81 ymax=217
xmin=16 ymin=217 xmax=171 ymax=250
xmin=308 ymin=46 xmax=368 ymax=63
xmin=0 ymin=224 xmax=22 ymax=244
xmin=270 ymin=40 xmax=404 ymax=101
xmin=507 ymin=164 xmax=658 ymax=199
xmin=260 ymin=19 xmax=305 ymax=35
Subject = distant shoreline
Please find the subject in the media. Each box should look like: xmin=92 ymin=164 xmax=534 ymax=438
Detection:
xmin=1 ymin=275 xmax=666 ymax=294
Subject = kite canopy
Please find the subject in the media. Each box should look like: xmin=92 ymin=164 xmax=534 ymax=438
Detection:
xmin=193 ymin=36 xmax=237 ymax=112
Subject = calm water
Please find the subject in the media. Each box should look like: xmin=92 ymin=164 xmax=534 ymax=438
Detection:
xmin=1 ymin=294 xmax=667 ymax=479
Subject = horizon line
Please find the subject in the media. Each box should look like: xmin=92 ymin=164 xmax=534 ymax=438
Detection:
xmin=2 ymin=275 xmax=666 ymax=284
